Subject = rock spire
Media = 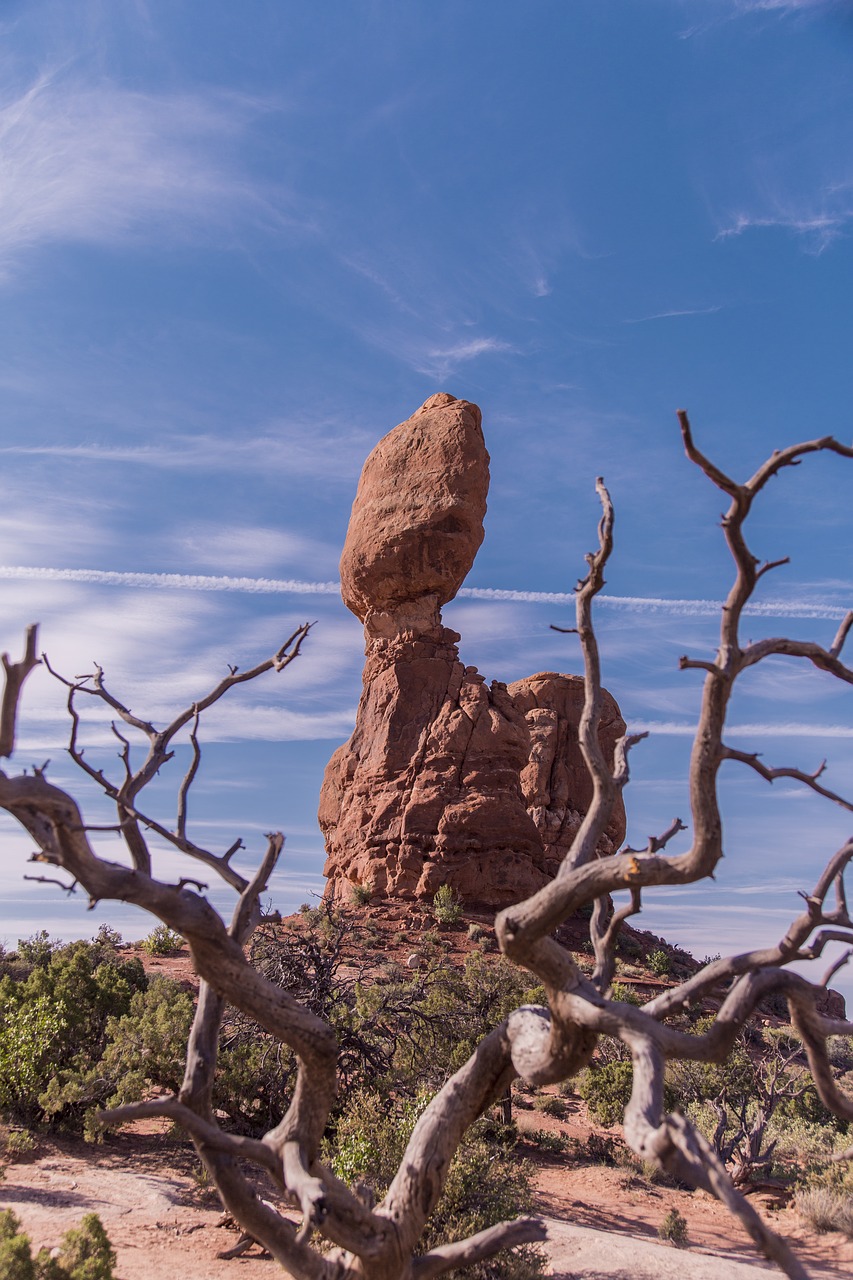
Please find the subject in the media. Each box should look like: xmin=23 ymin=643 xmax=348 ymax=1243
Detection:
xmin=320 ymin=394 xmax=625 ymax=907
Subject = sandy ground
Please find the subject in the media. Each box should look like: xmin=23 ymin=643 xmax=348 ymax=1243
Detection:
xmin=518 ymin=1101 xmax=853 ymax=1280
xmin=3 ymin=1128 xmax=852 ymax=1280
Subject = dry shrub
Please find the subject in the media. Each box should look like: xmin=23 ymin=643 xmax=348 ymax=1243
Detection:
xmin=794 ymin=1187 xmax=853 ymax=1237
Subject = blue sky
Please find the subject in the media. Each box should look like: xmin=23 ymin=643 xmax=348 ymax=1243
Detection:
xmin=1 ymin=0 xmax=852 ymax=1000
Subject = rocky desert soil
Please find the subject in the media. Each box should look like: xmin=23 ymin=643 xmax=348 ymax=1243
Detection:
xmin=3 ymin=1119 xmax=852 ymax=1279
xmin=2 ymin=925 xmax=850 ymax=1279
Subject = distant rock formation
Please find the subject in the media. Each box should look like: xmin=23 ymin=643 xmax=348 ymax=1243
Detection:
xmin=320 ymin=394 xmax=626 ymax=907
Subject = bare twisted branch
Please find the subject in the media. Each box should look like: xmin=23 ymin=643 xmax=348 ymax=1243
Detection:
xmin=0 ymin=624 xmax=40 ymax=758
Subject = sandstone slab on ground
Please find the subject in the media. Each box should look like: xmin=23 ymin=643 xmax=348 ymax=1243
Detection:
xmin=542 ymin=1216 xmax=778 ymax=1278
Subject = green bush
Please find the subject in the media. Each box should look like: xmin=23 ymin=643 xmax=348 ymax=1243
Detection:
xmin=0 ymin=935 xmax=190 ymax=1132
xmin=666 ymin=1024 xmax=756 ymax=1109
xmin=609 ymin=981 xmax=641 ymax=1006
xmin=0 ymin=938 xmax=146 ymax=1126
xmin=587 ymin=1133 xmax=620 ymax=1164
xmin=648 ymin=949 xmax=671 ymax=977
xmin=569 ymin=1132 xmax=620 ymax=1165
xmin=16 ymin=931 xmax=58 ymax=968
xmin=432 ymin=884 xmax=463 ymax=926
xmin=139 ymin=925 xmax=183 ymax=956
xmin=776 ymin=1083 xmax=844 ymax=1131
xmin=0 ymin=1209 xmax=22 ymax=1238
xmin=0 ymin=1232 xmax=35 ymax=1280
xmin=658 ymin=1208 xmax=688 ymax=1245
xmin=218 ymin=915 xmax=388 ymax=1133
xmin=525 ymin=1128 xmax=568 ymax=1155
xmin=579 ymin=1062 xmax=634 ymax=1126
xmin=535 ymin=1095 xmax=565 ymax=1118
xmin=91 ymin=926 xmax=123 ymax=951
xmin=0 ymin=995 xmax=69 ymax=1118
xmin=368 ymin=950 xmax=541 ymax=1095
xmin=827 ymin=1036 xmax=853 ymax=1073
xmin=767 ymin=1113 xmax=849 ymax=1172
xmin=5 ymin=1128 xmax=36 ymax=1157
xmin=0 ymin=1212 xmax=115 ymax=1280
xmin=34 ymin=1251 xmax=68 ymax=1280
xmin=55 ymin=1214 xmax=116 ymax=1280
xmin=57 ymin=975 xmax=195 ymax=1137
xmin=424 ymin=1129 xmax=546 ymax=1278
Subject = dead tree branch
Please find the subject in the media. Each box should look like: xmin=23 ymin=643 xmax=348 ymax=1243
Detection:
xmin=720 ymin=747 xmax=853 ymax=812
xmin=0 ymin=624 xmax=40 ymax=758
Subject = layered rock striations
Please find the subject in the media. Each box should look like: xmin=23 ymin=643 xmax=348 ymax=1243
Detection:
xmin=320 ymin=393 xmax=626 ymax=908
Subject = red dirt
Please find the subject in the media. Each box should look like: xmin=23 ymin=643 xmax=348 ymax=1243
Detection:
xmin=4 ymin=1119 xmax=851 ymax=1279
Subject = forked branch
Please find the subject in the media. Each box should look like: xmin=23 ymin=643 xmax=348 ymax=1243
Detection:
xmin=0 ymin=624 xmax=40 ymax=758
xmin=721 ymin=746 xmax=853 ymax=813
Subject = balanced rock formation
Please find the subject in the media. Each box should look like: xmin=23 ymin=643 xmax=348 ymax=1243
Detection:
xmin=320 ymin=393 xmax=626 ymax=908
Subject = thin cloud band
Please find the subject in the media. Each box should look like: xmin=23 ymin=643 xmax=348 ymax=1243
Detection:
xmin=0 ymin=564 xmax=847 ymax=620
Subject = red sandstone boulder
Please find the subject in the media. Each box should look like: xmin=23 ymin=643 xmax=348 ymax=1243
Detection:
xmin=339 ymin=393 xmax=489 ymax=625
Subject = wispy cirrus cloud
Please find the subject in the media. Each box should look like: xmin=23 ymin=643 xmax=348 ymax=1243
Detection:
xmin=705 ymin=13 xmax=853 ymax=256
xmin=0 ymin=574 xmax=363 ymax=747
xmin=0 ymin=477 xmax=113 ymax=566
xmin=0 ymin=426 xmax=370 ymax=482
xmin=682 ymin=0 xmax=841 ymax=33
xmin=175 ymin=524 xmax=340 ymax=577
xmin=731 ymin=0 xmax=837 ymax=12
xmin=414 ymin=336 xmax=515 ymax=380
xmin=0 ymin=66 xmax=292 ymax=280
xmin=623 ymin=305 xmax=723 ymax=324
xmin=716 ymin=207 xmax=850 ymax=253
xmin=15 ymin=701 xmax=357 ymax=750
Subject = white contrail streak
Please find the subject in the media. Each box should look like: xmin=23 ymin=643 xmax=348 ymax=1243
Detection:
xmin=458 ymin=587 xmax=847 ymax=619
xmin=631 ymin=720 xmax=853 ymax=739
xmin=0 ymin=565 xmax=847 ymax=620
xmin=0 ymin=566 xmax=341 ymax=595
